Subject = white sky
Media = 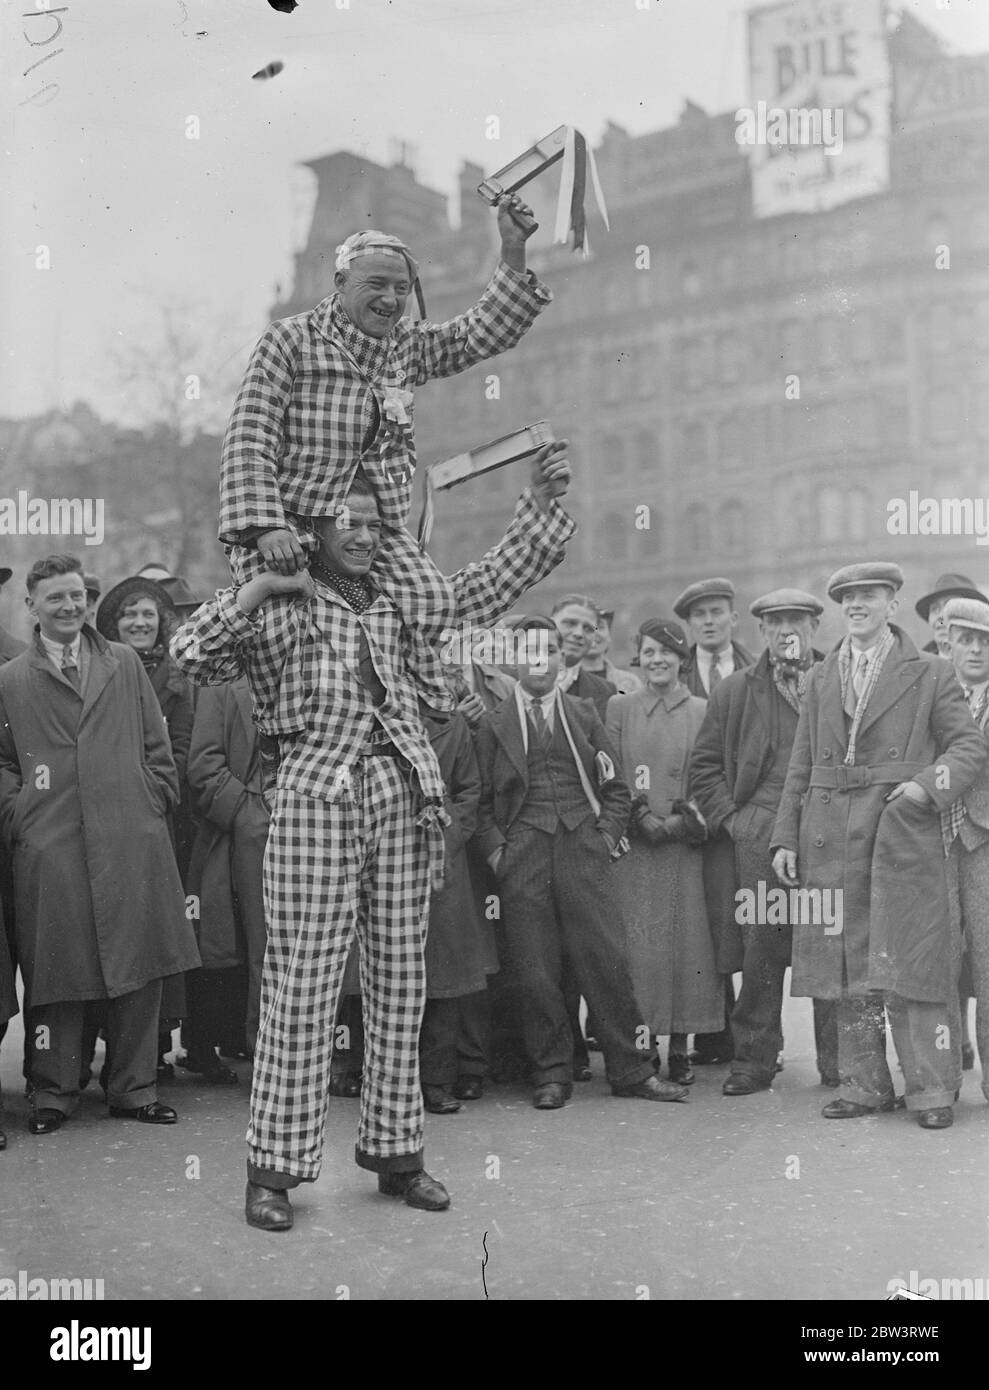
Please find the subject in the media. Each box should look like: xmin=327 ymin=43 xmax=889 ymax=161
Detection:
xmin=3 ymin=0 xmax=987 ymax=424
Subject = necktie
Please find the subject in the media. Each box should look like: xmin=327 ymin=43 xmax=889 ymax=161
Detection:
xmin=852 ymin=653 xmax=869 ymax=700
xmin=61 ymin=644 xmax=81 ymax=691
xmin=708 ymin=656 xmax=722 ymax=693
xmin=529 ymin=697 xmax=550 ymax=746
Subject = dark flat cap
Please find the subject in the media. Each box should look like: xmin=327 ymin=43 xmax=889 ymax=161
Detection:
xmin=914 ymin=572 xmax=985 ymax=622
xmin=83 ymin=573 xmax=101 ymax=597
xmin=827 ymin=563 xmax=904 ymax=602
xmin=750 ymin=588 xmax=823 ymax=618
xmin=673 ymin=577 xmax=736 ymax=620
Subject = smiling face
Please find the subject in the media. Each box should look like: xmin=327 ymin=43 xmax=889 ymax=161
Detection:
xmin=949 ymin=626 xmax=989 ymax=686
xmin=587 ymin=616 xmax=611 ymax=661
xmin=638 ymin=635 xmax=682 ymax=692
xmin=514 ymin=629 xmax=562 ymax=697
xmin=116 ymin=596 xmax=161 ymax=652
xmin=27 ymin=570 xmax=87 ymax=643
xmin=759 ymin=609 xmax=818 ymax=664
xmin=335 ymin=253 xmax=411 ymax=338
xmin=314 ymin=492 xmax=383 ymax=576
xmin=686 ymin=597 xmax=736 ymax=654
xmin=840 ymin=584 xmax=898 ymax=648
xmin=554 ymin=602 xmax=598 ymax=667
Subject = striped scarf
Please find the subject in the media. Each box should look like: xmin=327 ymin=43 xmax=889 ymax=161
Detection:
xmin=942 ymin=682 xmax=989 ymax=852
xmin=838 ymin=627 xmax=895 ymax=766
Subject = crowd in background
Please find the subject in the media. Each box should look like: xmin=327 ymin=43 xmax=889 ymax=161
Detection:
xmin=0 ymin=557 xmax=986 ymax=1149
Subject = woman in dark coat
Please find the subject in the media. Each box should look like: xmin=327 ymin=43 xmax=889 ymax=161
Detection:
xmin=96 ymin=577 xmax=234 ymax=1082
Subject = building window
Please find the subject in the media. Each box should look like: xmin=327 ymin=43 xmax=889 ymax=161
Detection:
xmin=635 ymin=429 xmax=661 ymax=478
xmin=928 ymin=388 xmax=961 ymax=442
xmin=848 ymin=487 xmax=870 ymax=541
xmin=679 ymin=419 xmax=707 ymax=466
xmin=849 ymin=311 xmax=871 ymax=363
xmin=716 ymin=413 xmax=744 ymax=463
xmin=684 ymin=504 xmax=709 ymax=553
xmin=718 ymin=332 xmax=744 ymax=385
xmin=719 ymin=500 xmax=744 ymax=552
xmin=928 ymin=304 xmax=953 ymax=355
xmin=817 ymin=486 xmax=844 ymax=542
xmin=601 ymin=433 xmax=627 ymax=475
xmin=681 ymin=259 xmax=702 ymax=298
xmin=602 ymin=512 xmax=627 ymax=560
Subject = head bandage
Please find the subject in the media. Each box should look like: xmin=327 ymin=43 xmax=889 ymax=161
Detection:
xmin=334 ymin=231 xmax=419 ymax=279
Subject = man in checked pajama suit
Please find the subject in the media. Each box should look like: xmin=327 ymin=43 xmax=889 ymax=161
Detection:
xmin=172 ymin=444 xmax=574 ymax=1229
xmin=218 ymin=193 xmax=546 ymax=720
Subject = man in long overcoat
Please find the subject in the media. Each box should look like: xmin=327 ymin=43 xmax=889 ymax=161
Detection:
xmin=0 ymin=555 xmax=200 ymax=1133
xmin=674 ymin=577 xmax=755 ymax=1066
xmin=771 ymin=563 xmax=987 ymax=1129
xmin=690 ymin=588 xmax=837 ymax=1094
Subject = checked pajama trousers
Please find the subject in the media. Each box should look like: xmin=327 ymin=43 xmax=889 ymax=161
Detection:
xmin=228 ymin=523 xmax=456 ymax=713
xmin=247 ymin=758 xmax=432 ymax=1187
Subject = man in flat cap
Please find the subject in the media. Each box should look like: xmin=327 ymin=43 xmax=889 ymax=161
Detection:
xmin=917 ymin=574 xmax=986 ymax=1069
xmin=674 ymin=577 xmax=755 ymax=1065
xmin=941 ymin=597 xmax=989 ymax=1101
xmin=690 ymin=589 xmax=837 ymax=1094
xmin=771 ymin=563 xmax=986 ymax=1129
xmin=915 ymin=572 xmax=985 ymax=656
xmin=218 ymin=196 xmax=547 ymax=739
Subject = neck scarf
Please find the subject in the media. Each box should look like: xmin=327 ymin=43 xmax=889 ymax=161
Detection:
xmin=328 ymin=293 xmax=389 ymax=386
xmin=769 ymin=654 xmax=811 ymax=715
xmin=838 ymin=627 xmax=895 ymax=765
xmin=310 ymin=556 xmax=372 ymax=614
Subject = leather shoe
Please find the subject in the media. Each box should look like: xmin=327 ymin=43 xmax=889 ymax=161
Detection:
xmin=668 ymin=1054 xmax=695 ymax=1086
xmin=378 ymin=1169 xmax=450 ymax=1211
xmin=917 ymin=1107 xmax=953 ymax=1129
xmin=574 ymin=1065 xmax=593 ymax=1083
xmin=245 ymin=1181 xmax=294 ymax=1231
xmin=423 ymin=1084 xmax=461 ymax=1115
xmin=822 ymin=1096 xmax=902 ymax=1119
xmin=533 ymin=1082 xmax=569 ymax=1110
xmin=612 ymin=1075 xmax=688 ymax=1102
xmin=328 ymin=1074 xmax=361 ymax=1098
xmin=452 ymin=1076 xmax=483 ymax=1101
xmin=181 ymin=1052 xmax=239 ymax=1085
xmin=28 ymin=1108 xmax=65 ymax=1135
xmin=723 ymin=1074 xmax=769 ymax=1096
xmin=108 ymin=1101 xmax=177 ymax=1124
xmin=961 ymin=1044 xmax=975 ymax=1071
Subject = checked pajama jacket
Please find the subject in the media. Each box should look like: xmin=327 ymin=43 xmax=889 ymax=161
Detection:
xmin=218 ymin=261 xmax=551 ymax=715
xmin=171 ymin=490 xmax=575 ymax=1183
